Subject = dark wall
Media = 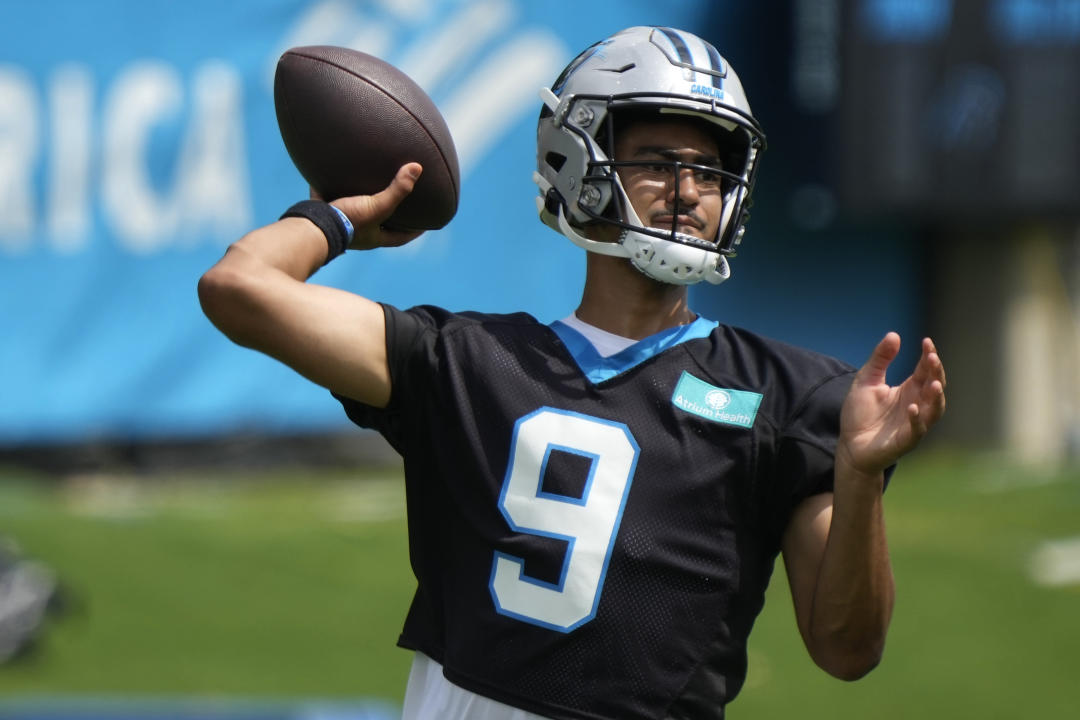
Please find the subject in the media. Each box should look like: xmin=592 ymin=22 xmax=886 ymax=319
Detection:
xmin=693 ymin=1 xmax=925 ymax=374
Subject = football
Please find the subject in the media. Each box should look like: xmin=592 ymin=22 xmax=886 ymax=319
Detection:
xmin=274 ymin=46 xmax=460 ymax=231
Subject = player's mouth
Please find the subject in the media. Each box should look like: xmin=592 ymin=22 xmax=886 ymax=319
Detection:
xmin=650 ymin=214 xmax=704 ymax=236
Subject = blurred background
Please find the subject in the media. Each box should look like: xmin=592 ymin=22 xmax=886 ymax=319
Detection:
xmin=1 ymin=0 xmax=1078 ymax=717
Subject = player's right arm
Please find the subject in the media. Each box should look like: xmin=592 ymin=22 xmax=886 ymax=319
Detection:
xmin=197 ymin=163 xmax=423 ymax=408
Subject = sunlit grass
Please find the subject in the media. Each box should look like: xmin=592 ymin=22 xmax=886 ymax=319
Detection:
xmin=739 ymin=451 xmax=1080 ymax=718
xmin=0 ymin=468 xmax=414 ymax=700
xmin=1 ymin=452 xmax=1077 ymax=717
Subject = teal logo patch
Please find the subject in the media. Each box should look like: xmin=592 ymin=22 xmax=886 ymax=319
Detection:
xmin=671 ymin=372 xmax=762 ymax=428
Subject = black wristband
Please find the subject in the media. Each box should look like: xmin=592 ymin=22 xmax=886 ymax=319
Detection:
xmin=280 ymin=200 xmax=352 ymax=264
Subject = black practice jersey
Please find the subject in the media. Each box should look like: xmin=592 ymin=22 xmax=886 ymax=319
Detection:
xmin=336 ymin=305 xmax=856 ymax=720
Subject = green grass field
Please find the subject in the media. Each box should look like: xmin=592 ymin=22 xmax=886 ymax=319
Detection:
xmin=0 ymin=451 xmax=1077 ymax=717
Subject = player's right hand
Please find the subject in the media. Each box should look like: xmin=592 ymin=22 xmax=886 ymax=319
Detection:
xmin=311 ymin=163 xmax=425 ymax=251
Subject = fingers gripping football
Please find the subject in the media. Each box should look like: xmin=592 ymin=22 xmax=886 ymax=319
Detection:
xmin=333 ymin=163 xmax=425 ymax=250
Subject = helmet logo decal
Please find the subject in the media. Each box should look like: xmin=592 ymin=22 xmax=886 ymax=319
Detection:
xmin=551 ymin=38 xmax=614 ymax=95
xmin=690 ymin=84 xmax=726 ymax=100
xmin=551 ymin=45 xmax=599 ymax=95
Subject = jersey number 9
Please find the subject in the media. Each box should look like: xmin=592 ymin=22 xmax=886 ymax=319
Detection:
xmin=490 ymin=407 xmax=640 ymax=632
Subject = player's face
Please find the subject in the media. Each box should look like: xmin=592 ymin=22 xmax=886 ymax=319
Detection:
xmin=613 ymin=120 xmax=725 ymax=243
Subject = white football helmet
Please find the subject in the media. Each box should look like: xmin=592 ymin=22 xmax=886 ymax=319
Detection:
xmin=535 ymin=26 xmax=766 ymax=285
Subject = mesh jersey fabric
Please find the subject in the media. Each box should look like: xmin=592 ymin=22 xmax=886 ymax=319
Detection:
xmin=335 ymin=304 xmax=856 ymax=720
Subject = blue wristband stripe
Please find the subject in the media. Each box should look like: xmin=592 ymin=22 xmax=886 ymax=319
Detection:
xmin=329 ymin=205 xmax=354 ymax=243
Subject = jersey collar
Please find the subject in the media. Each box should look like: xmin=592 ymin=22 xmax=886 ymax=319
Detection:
xmin=549 ymin=316 xmax=718 ymax=384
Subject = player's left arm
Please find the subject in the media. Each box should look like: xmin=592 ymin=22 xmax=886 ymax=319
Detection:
xmin=782 ymin=333 xmax=946 ymax=680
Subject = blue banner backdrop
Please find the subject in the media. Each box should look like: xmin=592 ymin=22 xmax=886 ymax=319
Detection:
xmin=0 ymin=0 xmax=726 ymax=444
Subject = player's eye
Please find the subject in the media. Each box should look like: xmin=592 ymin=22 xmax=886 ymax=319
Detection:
xmin=691 ymin=166 xmax=724 ymax=188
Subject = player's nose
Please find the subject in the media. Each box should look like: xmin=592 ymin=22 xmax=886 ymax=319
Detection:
xmin=669 ymin=167 xmax=701 ymax=206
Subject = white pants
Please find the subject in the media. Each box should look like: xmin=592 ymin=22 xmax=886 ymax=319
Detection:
xmin=402 ymin=652 xmax=553 ymax=720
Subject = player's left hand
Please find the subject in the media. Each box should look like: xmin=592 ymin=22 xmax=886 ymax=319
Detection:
xmin=837 ymin=333 xmax=947 ymax=477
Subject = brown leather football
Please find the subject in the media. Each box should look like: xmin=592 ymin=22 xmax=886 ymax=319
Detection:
xmin=274 ymin=46 xmax=460 ymax=231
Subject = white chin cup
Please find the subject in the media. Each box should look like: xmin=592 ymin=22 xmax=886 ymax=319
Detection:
xmin=618 ymin=198 xmax=731 ymax=286
xmin=621 ymin=229 xmax=730 ymax=285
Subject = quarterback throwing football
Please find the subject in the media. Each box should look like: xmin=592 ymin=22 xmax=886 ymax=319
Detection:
xmin=200 ymin=26 xmax=946 ymax=720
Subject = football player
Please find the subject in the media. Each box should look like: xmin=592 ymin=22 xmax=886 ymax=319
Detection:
xmin=200 ymin=26 xmax=946 ymax=720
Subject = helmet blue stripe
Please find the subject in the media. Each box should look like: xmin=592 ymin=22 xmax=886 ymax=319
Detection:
xmin=656 ymin=26 xmax=727 ymax=87
xmin=657 ymin=26 xmax=694 ymax=69
xmin=704 ymin=42 xmax=726 ymax=88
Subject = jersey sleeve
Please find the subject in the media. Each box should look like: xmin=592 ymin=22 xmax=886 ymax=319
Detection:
xmin=775 ymin=370 xmax=854 ymax=508
xmin=332 ymin=303 xmax=438 ymax=453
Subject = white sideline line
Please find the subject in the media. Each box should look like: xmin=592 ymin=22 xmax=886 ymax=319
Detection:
xmin=59 ymin=474 xmax=405 ymax=524
xmin=1029 ymin=537 xmax=1080 ymax=587
xmin=970 ymin=469 xmax=1063 ymax=494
